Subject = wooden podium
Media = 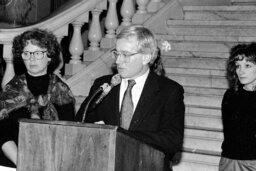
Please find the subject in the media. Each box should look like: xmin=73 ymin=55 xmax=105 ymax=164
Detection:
xmin=17 ymin=119 xmax=165 ymax=171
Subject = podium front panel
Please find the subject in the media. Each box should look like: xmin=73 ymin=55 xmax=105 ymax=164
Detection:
xmin=17 ymin=120 xmax=117 ymax=171
xmin=115 ymin=131 xmax=165 ymax=171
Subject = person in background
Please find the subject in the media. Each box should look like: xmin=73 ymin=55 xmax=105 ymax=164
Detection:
xmin=76 ymin=25 xmax=185 ymax=170
xmin=0 ymin=28 xmax=75 ymax=167
xmin=219 ymin=42 xmax=256 ymax=171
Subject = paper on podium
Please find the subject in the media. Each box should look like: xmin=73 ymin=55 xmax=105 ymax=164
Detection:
xmin=0 ymin=166 xmax=16 ymax=171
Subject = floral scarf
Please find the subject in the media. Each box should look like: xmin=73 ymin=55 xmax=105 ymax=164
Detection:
xmin=0 ymin=74 xmax=75 ymax=120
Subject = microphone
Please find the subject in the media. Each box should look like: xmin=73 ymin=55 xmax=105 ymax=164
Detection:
xmin=94 ymin=74 xmax=121 ymax=106
xmin=81 ymin=74 xmax=121 ymax=123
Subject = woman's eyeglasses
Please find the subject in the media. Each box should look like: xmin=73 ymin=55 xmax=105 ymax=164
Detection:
xmin=111 ymin=49 xmax=140 ymax=63
xmin=21 ymin=51 xmax=47 ymax=60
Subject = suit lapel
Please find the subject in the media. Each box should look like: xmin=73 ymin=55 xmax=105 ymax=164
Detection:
xmin=129 ymin=71 xmax=159 ymax=130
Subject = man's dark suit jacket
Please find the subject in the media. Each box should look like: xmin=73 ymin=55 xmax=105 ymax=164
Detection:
xmin=76 ymin=70 xmax=185 ymax=159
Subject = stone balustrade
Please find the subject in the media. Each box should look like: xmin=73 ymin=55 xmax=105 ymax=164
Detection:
xmin=0 ymin=0 xmax=162 ymax=88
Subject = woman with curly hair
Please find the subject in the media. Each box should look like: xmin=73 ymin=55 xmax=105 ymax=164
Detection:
xmin=219 ymin=42 xmax=256 ymax=171
xmin=0 ymin=28 xmax=75 ymax=167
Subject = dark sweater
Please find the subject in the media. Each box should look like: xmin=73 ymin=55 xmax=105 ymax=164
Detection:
xmin=221 ymin=87 xmax=256 ymax=160
xmin=0 ymin=73 xmax=75 ymax=167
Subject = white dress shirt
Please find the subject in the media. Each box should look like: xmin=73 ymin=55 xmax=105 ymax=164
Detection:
xmin=119 ymin=69 xmax=149 ymax=112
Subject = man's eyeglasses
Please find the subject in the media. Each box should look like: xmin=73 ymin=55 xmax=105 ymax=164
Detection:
xmin=111 ymin=49 xmax=140 ymax=63
xmin=21 ymin=51 xmax=47 ymax=60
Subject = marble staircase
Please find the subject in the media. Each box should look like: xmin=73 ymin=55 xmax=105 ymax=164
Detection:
xmin=163 ymin=3 xmax=256 ymax=171
xmin=231 ymin=0 xmax=256 ymax=5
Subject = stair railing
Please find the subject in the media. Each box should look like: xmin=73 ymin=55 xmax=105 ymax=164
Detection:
xmin=0 ymin=0 xmax=165 ymax=89
xmin=0 ymin=0 xmax=106 ymax=88
xmin=70 ymin=0 xmax=165 ymax=71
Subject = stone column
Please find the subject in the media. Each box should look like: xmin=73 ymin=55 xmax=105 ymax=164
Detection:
xmin=1 ymin=44 xmax=14 ymax=88
xmin=84 ymin=8 xmax=104 ymax=62
xmin=117 ymin=0 xmax=135 ymax=32
xmin=65 ymin=13 xmax=88 ymax=76
xmin=132 ymin=0 xmax=151 ymax=24
xmin=101 ymin=0 xmax=119 ymax=49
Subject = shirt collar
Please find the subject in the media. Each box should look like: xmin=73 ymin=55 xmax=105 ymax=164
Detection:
xmin=121 ymin=69 xmax=150 ymax=86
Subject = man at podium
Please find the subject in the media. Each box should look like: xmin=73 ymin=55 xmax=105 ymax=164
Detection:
xmin=76 ymin=25 xmax=185 ymax=171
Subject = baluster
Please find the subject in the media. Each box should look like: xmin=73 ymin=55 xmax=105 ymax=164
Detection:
xmin=101 ymin=0 xmax=119 ymax=49
xmin=118 ymin=0 xmax=135 ymax=32
xmin=88 ymin=9 xmax=103 ymax=51
xmin=84 ymin=8 xmax=104 ymax=62
xmin=137 ymin=0 xmax=149 ymax=14
xmin=69 ymin=21 xmax=84 ymax=64
xmin=105 ymin=0 xmax=119 ymax=38
xmin=147 ymin=0 xmax=164 ymax=13
xmin=1 ymin=44 xmax=14 ymax=89
xmin=132 ymin=0 xmax=151 ymax=24
xmin=65 ymin=13 xmax=88 ymax=76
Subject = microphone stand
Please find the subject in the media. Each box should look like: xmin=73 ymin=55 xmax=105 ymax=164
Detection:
xmin=81 ymin=74 xmax=121 ymax=123
xmin=81 ymin=88 xmax=102 ymax=123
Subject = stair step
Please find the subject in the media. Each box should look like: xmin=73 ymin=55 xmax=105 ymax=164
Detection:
xmin=167 ymin=73 xmax=228 ymax=89
xmin=184 ymin=5 xmax=256 ymax=11
xmin=183 ymin=128 xmax=223 ymax=154
xmin=157 ymin=34 xmax=256 ymax=43
xmin=173 ymin=152 xmax=220 ymax=171
xmin=165 ymin=67 xmax=226 ymax=77
xmin=163 ymin=41 xmax=232 ymax=53
xmin=184 ymin=5 xmax=256 ymax=21
xmin=163 ymin=57 xmax=227 ymax=70
xmin=185 ymin=104 xmax=222 ymax=130
xmin=186 ymin=105 xmax=221 ymax=117
xmin=183 ymin=147 xmax=221 ymax=157
xmin=184 ymin=86 xmax=226 ymax=96
xmin=184 ymin=93 xmax=222 ymax=108
xmin=185 ymin=112 xmax=222 ymax=130
xmin=168 ymin=20 xmax=256 ymax=27
xmin=167 ymin=20 xmax=256 ymax=37
xmin=160 ymin=50 xmax=229 ymax=59
xmin=231 ymin=0 xmax=256 ymax=5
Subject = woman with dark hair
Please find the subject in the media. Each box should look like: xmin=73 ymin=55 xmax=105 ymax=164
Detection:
xmin=219 ymin=42 xmax=256 ymax=171
xmin=0 ymin=28 xmax=75 ymax=167
xmin=12 ymin=27 xmax=61 ymax=75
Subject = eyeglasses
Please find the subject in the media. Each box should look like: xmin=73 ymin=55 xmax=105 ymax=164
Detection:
xmin=111 ymin=49 xmax=140 ymax=63
xmin=21 ymin=51 xmax=47 ymax=60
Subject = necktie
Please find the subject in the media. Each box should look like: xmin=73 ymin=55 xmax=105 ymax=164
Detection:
xmin=120 ymin=79 xmax=136 ymax=129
